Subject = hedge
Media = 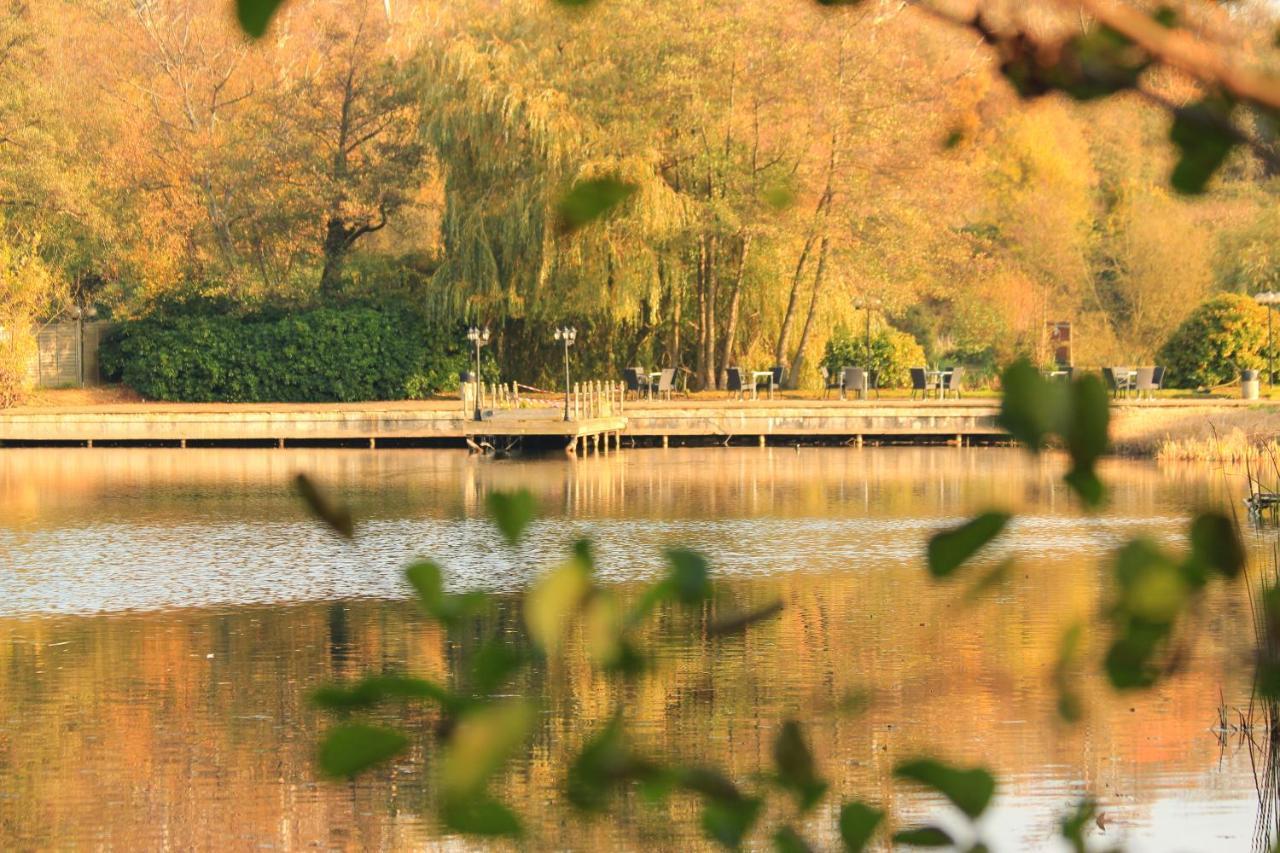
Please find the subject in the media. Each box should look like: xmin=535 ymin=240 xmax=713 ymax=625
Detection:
xmin=1157 ymin=293 xmax=1273 ymax=389
xmin=820 ymin=325 xmax=927 ymax=388
xmin=101 ymin=306 xmax=472 ymax=402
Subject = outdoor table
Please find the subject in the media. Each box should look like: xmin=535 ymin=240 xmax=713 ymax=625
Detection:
xmin=751 ymin=370 xmax=775 ymax=400
xmin=926 ymin=370 xmax=952 ymax=399
xmin=648 ymin=371 xmax=662 ymax=399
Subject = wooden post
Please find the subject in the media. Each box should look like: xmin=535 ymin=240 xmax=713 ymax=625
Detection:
xmin=856 ymin=434 xmax=863 ymax=448
xmin=369 ymin=437 xmax=376 ymax=449
xmin=758 ymin=435 xmax=766 ymax=448
xmin=662 ymin=435 xmax=669 ymax=448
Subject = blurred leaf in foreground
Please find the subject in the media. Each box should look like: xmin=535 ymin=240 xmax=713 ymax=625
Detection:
xmin=441 ymin=700 xmax=535 ymax=799
xmin=1169 ymin=99 xmax=1237 ymax=195
xmin=555 ymin=178 xmax=637 ymax=235
xmin=894 ymin=758 xmax=996 ymax=819
xmin=772 ymin=825 xmax=814 ymax=853
xmin=235 ymin=0 xmax=286 ymax=38
xmin=838 ymin=801 xmax=884 ymax=852
xmin=892 ymin=825 xmax=954 ymax=847
xmin=405 ymin=560 xmax=487 ymax=628
xmin=772 ymin=719 xmax=827 ymax=811
xmin=294 ymin=473 xmax=353 ymax=538
xmin=486 ymin=489 xmax=537 ymax=544
xmin=927 ymin=512 xmax=1010 ymax=578
xmin=318 ymin=723 xmax=407 ymax=777
xmin=313 ymin=674 xmax=454 ymax=713
xmin=526 ymin=557 xmax=593 ymax=656
xmin=1188 ymin=511 xmax=1245 ymax=580
xmin=439 ymin=794 xmax=523 ymax=837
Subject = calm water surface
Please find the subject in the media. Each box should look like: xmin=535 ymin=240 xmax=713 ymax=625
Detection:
xmin=0 ymin=447 xmax=1268 ymax=851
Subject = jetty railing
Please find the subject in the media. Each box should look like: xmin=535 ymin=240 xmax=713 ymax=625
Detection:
xmin=461 ymin=380 xmax=625 ymax=420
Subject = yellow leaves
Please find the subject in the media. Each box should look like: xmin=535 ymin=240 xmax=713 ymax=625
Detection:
xmin=441 ymin=700 xmax=537 ymax=798
xmin=525 ymin=556 xmax=593 ymax=657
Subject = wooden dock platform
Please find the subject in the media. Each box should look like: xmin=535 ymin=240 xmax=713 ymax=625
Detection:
xmin=1 ymin=396 xmax=1276 ymax=452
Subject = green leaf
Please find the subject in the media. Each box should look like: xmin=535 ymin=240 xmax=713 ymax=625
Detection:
xmin=312 ymin=675 xmax=453 ymax=713
xmin=567 ymin=714 xmax=635 ymax=811
xmin=1053 ymin=622 xmax=1086 ymax=723
xmin=1152 ymin=6 xmax=1178 ymax=28
xmin=894 ymin=759 xmax=996 ymax=819
xmin=439 ymin=794 xmax=523 ymax=837
xmin=1060 ymin=799 xmax=1097 ymax=853
xmin=927 ymin=512 xmax=1011 ymax=578
xmin=235 ymin=0 xmax=286 ymax=38
xmin=675 ymin=768 xmax=762 ymax=850
xmin=839 ymin=801 xmax=885 ymax=852
xmin=1062 ymin=374 xmax=1110 ymax=507
xmin=664 ymin=548 xmax=714 ymax=604
xmin=700 ymin=796 xmax=762 ymax=850
xmin=1189 ymin=511 xmax=1245 ymax=579
xmin=318 ymin=723 xmax=407 ymax=777
xmin=405 ymin=560 xmax=487 ymax=628
xmin=772 ymin=720 xmax=827 ymax=811
xmin=1169 ymin=100 xmax=1237 ymax=195
xmin=893 ymin=826 xmax=954 ymax=847
xmin=486 ymin=489 xmax=537 ymax=545
xmin=294 ymin=473 xmax=353 ymax=538
xmin=555 ymin=178 xmax=637 ymax=235
xmin=440 ymin=700 xmax=535 ymax=798
xmin=470 ymin=641 xmax=526 ymax=695
xmin=997 ymin=359 xmax=1062 ymax=451
xmin=773 ymin=826 xmax=814 ymax=853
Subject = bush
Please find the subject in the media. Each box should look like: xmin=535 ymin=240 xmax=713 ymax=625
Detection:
xmin=820 ymin=324 xmax=927 ymax=388
xmin=1157 ymin=293 xmax=1273 ymax=389
xmin=101 ymin=305 xmax=472 ymax=402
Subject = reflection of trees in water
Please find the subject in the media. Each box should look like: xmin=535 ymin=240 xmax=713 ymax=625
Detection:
xmin=0 ymin=565 xmax=1253 ymax=849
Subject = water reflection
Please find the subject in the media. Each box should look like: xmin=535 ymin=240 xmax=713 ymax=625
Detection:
xmin=0 ymin=447 xmax=1264 ymax=850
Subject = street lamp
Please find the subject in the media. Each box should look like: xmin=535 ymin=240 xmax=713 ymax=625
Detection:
xmin=466 ymin=326 xmax=490 ymax=421
xmin=1255 ymin=292 xmax=1280 ymax=388
xmin=853 ymin=294 xmax=881 ymax=372
xmin=554 ymin=326 xmax=577 ymax=421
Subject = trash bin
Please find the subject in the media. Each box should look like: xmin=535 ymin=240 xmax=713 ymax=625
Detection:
xmin=1242 ymin=369 xmax=1260 ymax=400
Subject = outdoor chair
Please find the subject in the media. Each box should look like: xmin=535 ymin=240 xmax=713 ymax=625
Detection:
xmin=653 ymin=368 xmax=676 ymax=401
xmin=1152 ymin=366 xmax=1165 ymax=391
xmin=1102 ymin=367 xmax=1120 ymax=398
xmin=459 ymin=370 xmax=474 ymax=384
xmin=1133 ymin=367 xmax=1158 ymax=400
xmin=819 ymin=365 xmax=843 ymax=399
xmin=1110 ymin=366 xmax=1132 ymax=399
xmin=909 ymin=367 xmax=929 ymax=400
xmin=842 ymin=367 xmax=869 ymax=400
xmin=941 ymin=366 xmax=964 ymax=399
xmin=622 ymin=367 xmax=645 ymax=400
xmin=726 ymin=367 xmax=750 ymax=400
xmin=867 ymin=370 xmax=879 ymax=399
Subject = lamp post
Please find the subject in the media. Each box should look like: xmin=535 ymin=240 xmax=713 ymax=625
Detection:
xmin=554 ymin=326 xmax=577 ymax=421
xmin=466 ymin=326 xmax=490 ymax=421
xmin=853 ymin=294 xmax=881 ymax=373
xmin=1256 ymin=292 xmax=1280 ymax=389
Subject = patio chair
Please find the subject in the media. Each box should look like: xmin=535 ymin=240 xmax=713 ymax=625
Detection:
xmin=867 ymin=370 xmax=880 ymax=399
xmin=1102 ymin=367 xmax=1120 ymax=399
xmin=1133 ymin=366 xmax=1158 ymax=400
xmin=1152 ymin=366 xmax=1165 ymax=391
xmin=941 ymin=366 xmax=964 ymax=400
xmin=909 ymin=367 xmax=929 ymax=400
xmin=622 ymin=367 xmax=645 ymax=400
xmin=842 ymin=367 xmax=869 ymax=400
xmin=1109 ymin=366 xmax=1132 ymax=399
xmin=653 ymin=368 xmax=676 ymax=401
xmin=819 ymin=365 xmax=843 ymax=399
xmin=726 ymin=367 xmax=750 ymax=400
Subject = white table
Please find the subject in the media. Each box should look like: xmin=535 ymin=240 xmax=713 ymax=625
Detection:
xmin=751 ymin=370 xmax=775 ymax=400
xmin=648 ymin=371 xmax=663 ymax=399
xmin=926 ymin=370 xmax=953 ymax=399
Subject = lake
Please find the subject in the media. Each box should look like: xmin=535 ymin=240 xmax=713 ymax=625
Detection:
xmin=0 ymin=446 xmax=1264 ymax=851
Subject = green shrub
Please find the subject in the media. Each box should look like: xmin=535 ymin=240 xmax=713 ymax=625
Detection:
xmin=820 ymin=324 xmax=927 ymax=388
xmin=1157 ymin=293 xmax=1274 ymax=389
xmin=101 ymin=306 xmax=472 ymax=402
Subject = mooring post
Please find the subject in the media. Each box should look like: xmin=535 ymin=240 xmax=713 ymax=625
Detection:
xmin=956 ymin=434 xmax=963 ymax=447
xmin=369 ymin=437 xmax=376 ymax=449
xmin=662 ymin=435 xmax=669 ymax=449
xmin=180 ymin=438 xmax=187 ymax=449
xmin=856 ymin=434 xmax=863 ymax=448
xmin=277 ymin=438 xmax=284 ymax=449
xmin=758 ymin=435 xmax=766 ymax=448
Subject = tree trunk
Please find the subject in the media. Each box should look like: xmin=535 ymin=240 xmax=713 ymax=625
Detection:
xmin=702 ymin=233 xmax=718 ymax=389
xmin=774 ymin=232 xmax=817 ymax=373
xmin=790 ymin=235 xmax=830 ymax=389
xmin=694 ymin=237 xmax=709 ymax=389
xmin=718 ymin=232 xmax=751 ymax=383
